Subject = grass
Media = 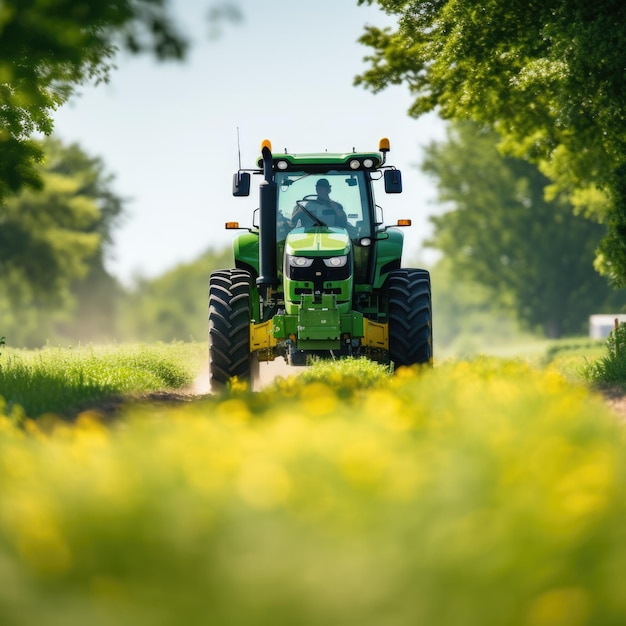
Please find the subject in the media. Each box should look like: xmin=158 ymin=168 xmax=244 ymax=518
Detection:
xmin=582 ymin=323 xmax=626 ymax=389
xmin=0 ymin=342 xmax=205 ymax=419
xmin=538 ymin=337 xmax=606 ymax=384
xmin=297 ymin=356 xmax=392 ymax=397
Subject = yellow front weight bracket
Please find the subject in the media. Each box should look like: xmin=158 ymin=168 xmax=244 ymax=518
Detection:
xmin=363 ymin=318 xmax=388 ymax=350
xmin=250 ymin=320 xmax=277 ymax=361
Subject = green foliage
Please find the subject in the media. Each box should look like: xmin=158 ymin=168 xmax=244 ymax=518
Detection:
xmin=356 ymin=0 xmax=626 ymax=284
xmin=539 ymin=337 xmax=606 ymax=383
xmin=0 ymin=342 xmax=204 ymax=419
xmin=0 ymin=137 xmax=125 ymax=347
xmin=302 ymin=356 xmax=390 ymax=385
xmin=1 ymin=137 xmax=117 ymax=299
xmin=0 ymin=0 xmax=187 ymax=203
xmin=543 ymin=337 xmax=606 ymax=365
xmin=299 ymin=356 xmax=391 ymax=396
xmin=583 ymin=322 xmax=626 ymax=387
xmin=118 ymin=247 xmax=234 ymax=342
xmin=429 ymin=257 xmax=537 ymax=356
xmin=0 ymin=359 xmax=625 ymax=624
xmin=423 ymin=121 xmax=625 ymax=338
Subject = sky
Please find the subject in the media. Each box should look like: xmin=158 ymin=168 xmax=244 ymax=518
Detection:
xmin=52 ymin=0 xmax=446 ymax=285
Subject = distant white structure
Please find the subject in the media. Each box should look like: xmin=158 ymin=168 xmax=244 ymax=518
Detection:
xmin=589 ymin=314 xmax=626 ymax=339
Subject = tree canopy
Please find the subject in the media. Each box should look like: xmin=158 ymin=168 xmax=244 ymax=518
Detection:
xmin=0 ymin=137 xmax=125 ymax=346
xmin=0 ymin=0 xmax=187 ymax=204
xmin=423 ymin=121 xmax=623 ymax=338
xmin=356 ymin=0 xmax=626 ymax=284
xmin=1 ymin=136 xmax=123 ymax=300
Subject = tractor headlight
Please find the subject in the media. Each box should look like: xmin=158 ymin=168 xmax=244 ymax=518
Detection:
xmin=288 ymin=255 xmax=314 ymax=268
xmin=349 ymin=159 xmax=361 ymax=170
xmin=323 ymin=255 xmax=348 ymax=268
xmin=363 ymin=158 xmax=374 ymax=168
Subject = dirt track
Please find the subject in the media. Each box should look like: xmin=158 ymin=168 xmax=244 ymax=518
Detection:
xmin=76 ymin=360 xmax=300 ymax=421
xmin=190 ymin=358 xmax=300 ymax=395
xmin=599 ymin=387 xmax=626 ymax=419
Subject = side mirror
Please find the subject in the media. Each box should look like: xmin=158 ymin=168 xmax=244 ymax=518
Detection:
xmin=384 ymin=169 xmax=402 ymax=194
xmin=233 ymin=171 xmax=251 ymax=197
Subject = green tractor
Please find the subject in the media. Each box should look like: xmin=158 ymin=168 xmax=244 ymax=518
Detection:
xmin=209 ymin=138 xmax=432 ymax=390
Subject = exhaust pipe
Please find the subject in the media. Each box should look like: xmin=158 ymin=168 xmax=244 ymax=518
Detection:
xmin=257 ymin=141 xmax=279 ymax=291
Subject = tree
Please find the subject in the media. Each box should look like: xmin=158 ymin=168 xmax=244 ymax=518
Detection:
xmin=0 ymin=0 xmax=187 ymax=204
xmin=49 ymin=138 xmax=126 ymax=343
xmin=429 ymin=257 xmax=532 ymax=356
xmin=118 ymin=247 xmax=233 ymax=342
xmin=0 ymin=137 xmax=125 ymax=347
xmin=356 ymin=0 xmax=626 ymax=284
xmin=423 ymin=122 xmax=624 ymax=338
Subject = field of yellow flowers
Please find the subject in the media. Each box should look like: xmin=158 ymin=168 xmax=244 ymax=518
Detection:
xmin=0 ymin=350 xmax=625 ymax=625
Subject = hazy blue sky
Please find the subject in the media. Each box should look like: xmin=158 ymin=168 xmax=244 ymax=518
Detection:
xmin=52 ymin=0 xmax=445 ymax=284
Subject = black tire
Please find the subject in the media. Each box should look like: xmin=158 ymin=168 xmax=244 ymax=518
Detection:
xmin=387 ymin=269 xmax=433 ymax=367
xmin=209 ymin=269 xmax=257 ymax=391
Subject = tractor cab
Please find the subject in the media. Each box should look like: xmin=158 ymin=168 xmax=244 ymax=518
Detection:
xmin=276 ymin=170 xmax=375 ymax=284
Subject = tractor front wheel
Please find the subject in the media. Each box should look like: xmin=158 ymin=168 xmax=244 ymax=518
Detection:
xmin=387 ymin=269 xmax=433 ymax=368
xmin=209 ymin=269 xmax=258 ymax=392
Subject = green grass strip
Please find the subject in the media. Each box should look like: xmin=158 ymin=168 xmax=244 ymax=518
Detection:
xmin=0 ymin=342 xmax=205 ymax=419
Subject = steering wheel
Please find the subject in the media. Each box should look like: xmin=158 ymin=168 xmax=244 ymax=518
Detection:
xmin=294 ymin=195 xmax=328 ymax=226
xmin=299 ymin=194 xmax=333 ymax=208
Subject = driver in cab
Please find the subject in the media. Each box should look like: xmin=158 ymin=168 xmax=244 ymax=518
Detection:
xmin=291 ymin=178 xmax=349 ymax=229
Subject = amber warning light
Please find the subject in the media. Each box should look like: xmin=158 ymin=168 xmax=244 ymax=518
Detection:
xmin=225 ymin=221 xmax=240 ymax=229
xmin=397 ymin=219 xmax=412 ymax=227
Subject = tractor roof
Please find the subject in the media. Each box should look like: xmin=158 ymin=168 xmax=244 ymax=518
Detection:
xmin=256 ymin=151 xmax=384 ymax=172
xmin=255 ymin=138 xmax=391 ymax=173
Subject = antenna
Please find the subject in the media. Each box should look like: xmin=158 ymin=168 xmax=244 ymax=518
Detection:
xmin=236 ymin=127 xmax=242 ymax=170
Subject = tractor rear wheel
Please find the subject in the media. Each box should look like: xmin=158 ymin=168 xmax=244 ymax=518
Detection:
xmin=387 ymin=269 xmax=433 ymax=368
xmin=209 ymin=269 xmax=258 ymax=391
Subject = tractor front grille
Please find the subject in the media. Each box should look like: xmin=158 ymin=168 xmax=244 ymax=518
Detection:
xmin=287 ymin=257 xmax=350 ymax=283
xmin=287 ymin=256 xmax=351 ymax=302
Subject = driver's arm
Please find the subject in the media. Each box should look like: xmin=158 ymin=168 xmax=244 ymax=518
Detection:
xmin=335 ymin=202 xmax=349 ymax=228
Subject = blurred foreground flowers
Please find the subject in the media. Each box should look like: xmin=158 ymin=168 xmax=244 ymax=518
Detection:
xmin=0 ymin=358 xmax=624 ymax=626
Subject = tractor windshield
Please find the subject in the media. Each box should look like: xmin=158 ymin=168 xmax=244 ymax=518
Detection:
xmin=275 ymin=170 xmax=372 ymax=241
